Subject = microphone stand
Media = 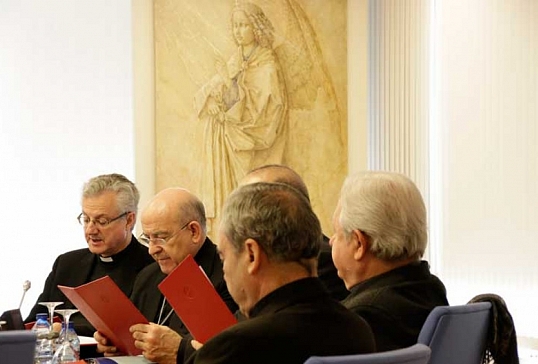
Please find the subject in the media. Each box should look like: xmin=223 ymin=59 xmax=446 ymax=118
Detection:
xmin=19 ymin=280 xmax=31 ymax=310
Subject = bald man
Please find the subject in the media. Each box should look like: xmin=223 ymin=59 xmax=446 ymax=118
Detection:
xmin=240 ymin=164 xmax=349 ymax=300
xmin=95 ymin=188 xmax=237 ymax=364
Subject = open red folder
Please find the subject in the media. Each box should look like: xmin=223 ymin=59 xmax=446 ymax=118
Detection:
xmin=158 ymin=254 xmax=237 ymax=343
xmin=58 ymin=276 xmax=148 ymax=356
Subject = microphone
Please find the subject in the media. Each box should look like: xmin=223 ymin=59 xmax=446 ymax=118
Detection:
xmin=18 ymin=280 xmax=31 ymax=310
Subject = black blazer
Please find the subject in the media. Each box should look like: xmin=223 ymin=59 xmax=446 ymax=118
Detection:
xmin=25 ymin=236 xmax=154 ymax=336
xmin=343 ymin=261 xmax=448 ymax=351
xmin=183 ymin=278 xmax=376 ymax=364
xmin=130 ymin=237 xmax=237 ymax=336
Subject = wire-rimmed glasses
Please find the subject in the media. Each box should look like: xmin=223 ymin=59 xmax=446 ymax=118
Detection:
xmin=138 ymin=221 xmax=191 ymax=246
xmin=77 ymin=212 xmax=130 ymax=228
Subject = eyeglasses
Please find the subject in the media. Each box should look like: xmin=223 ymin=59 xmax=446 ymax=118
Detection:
xmin=77 ymin=211 xmax=130 ymax=228
xmin=138 ymin=221 xmax=191 ymax=246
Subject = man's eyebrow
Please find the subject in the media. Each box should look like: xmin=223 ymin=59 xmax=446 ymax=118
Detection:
xmin=81 ymin=212 xmax=107 ymax=218
xmin=145 ymin=230 xmax=168 ymax=237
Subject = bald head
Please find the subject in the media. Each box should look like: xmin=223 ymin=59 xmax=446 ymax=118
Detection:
xmin=142 ymin=188 xmax=207 ymax=234
xmin=141 ymin=187 xmax=207 ymax=274
xmin=241 ymin=164 xmax=310 ymax=202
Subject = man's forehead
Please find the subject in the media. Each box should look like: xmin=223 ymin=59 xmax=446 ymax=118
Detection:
xmin=141 ymin=203 xmax=176 ymax=223
xmin=82 ymin=193 xmax=118 ymax=213
xmin=141 ymin=214 xmax=178 ymax=234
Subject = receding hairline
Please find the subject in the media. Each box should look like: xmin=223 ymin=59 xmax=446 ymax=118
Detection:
xmin=143 ymin=187 xmax=194 ymax=214
xmin=142 ymin=187 xmax=207 ymax=231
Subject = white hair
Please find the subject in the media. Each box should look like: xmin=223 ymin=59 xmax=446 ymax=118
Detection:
xmin=338 ymin=171 xmax=427 ymax=261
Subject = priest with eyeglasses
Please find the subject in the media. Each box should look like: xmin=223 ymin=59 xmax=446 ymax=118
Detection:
xmin=25 ymin=173 xmax=154 ymax=337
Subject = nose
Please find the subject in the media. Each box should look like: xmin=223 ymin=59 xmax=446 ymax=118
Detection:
xmin=85 ymin=221 xmax=99 ymax=234
xmin=148 ymin=242 xmax=162 ymax=256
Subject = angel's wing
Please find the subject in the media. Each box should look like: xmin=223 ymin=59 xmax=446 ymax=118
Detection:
xmin=273 ymin=0 xmax=341 ymax=124
xmin=267 ymin=0 xmax=348 ymax=232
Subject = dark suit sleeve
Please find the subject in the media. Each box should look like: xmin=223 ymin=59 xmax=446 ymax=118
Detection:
xmin=177 ymin=334 xmax=195 ymax=364
xmin=129 ymin=272 xmax=145 ymax=311
xmin=183 ymin=330 xmax=251 ymax=364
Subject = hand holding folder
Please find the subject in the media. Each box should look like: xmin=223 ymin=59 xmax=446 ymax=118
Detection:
xmin=58 ymin=276 xmax=148 ymax=356
xmin=158 ymin=254 xmax=237 ymax=343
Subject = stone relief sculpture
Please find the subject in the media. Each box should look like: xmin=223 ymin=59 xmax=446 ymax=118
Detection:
xmin=195 ymin=2 xmax=288 ymax=220
xmin=155 ymin=0 xmax=347 ymax=235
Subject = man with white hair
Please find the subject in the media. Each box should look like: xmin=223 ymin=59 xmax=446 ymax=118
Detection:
xmin=330 ymin=171 xmax=448 ymax=351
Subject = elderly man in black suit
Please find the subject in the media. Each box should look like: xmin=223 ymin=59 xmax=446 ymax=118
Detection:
xmin=95 ymin=187 xmax=237 ymax=364
xmin=331 ymin=171 xmax=448 ymax=351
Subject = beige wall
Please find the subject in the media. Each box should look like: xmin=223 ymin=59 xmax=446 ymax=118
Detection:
xmin=132 ymin=0 xmax=369 ymax=232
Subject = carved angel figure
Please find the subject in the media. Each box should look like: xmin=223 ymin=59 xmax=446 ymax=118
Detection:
xmin=195 ymin=2 xmax=288 ymax=220
xmin=187 ymin=0 xmax=346 ymax=231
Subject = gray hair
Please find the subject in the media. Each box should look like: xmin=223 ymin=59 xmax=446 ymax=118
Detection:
xmin=338 ymin=171 xmax=427 ymax=261
xmin=220 ymin=182 xmax=321 ymax=265
xmin=82 ymin=173 xmax=139 ymax=214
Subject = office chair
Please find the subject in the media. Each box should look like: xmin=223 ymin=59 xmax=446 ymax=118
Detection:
xmin=0 ymin=330 xmax=37 ymax=364
xmin=418 ymin=302 xmax=491 ymax=364
xmin=0 ymin=309 xmax=25 ymax=330
xmin=468 ymin=293 xmax=519 ymax=364
xmin=304 ymin=343 xmax=431 ymax=364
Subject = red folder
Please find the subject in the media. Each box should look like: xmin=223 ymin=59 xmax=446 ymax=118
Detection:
xmin=58 ymin=276 xmax=148 ymax=356
xmin=158 ymin=254 xmax=237 ymax=343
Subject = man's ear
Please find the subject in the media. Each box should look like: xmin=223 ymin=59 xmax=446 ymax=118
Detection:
xmin=187 ymin=221 xmax=203 ymax=244
xmin=352 ymin=229 xmax=369 ymax=261
xmin=126 ymin=212 xmax=136 ymax=231
xmin=244 ymin=238 xmax=262 ymax=274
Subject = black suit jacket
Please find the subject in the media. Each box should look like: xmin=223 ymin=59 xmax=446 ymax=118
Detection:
xmin=343 ymin=261 xmax=449 ymax=351
xmin=131 ymin=237 xmax=237 ymax=336
xmin=183 ymin=278 xmax=376 ymax=364
xmin=318 ymin=234 xmax=348 ymax=300
xmin=177 ymin=234 xmax=348 ymax=363
xmin=25 ymin=236 xmax=154 ymax=336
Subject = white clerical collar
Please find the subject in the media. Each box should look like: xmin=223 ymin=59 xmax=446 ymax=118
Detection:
xmin=99 ymin=255 xmax=114 ymax=262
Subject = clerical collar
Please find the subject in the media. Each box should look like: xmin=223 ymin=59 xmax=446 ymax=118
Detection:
xmin=99 ymin=255 xmax=114 ymax=263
